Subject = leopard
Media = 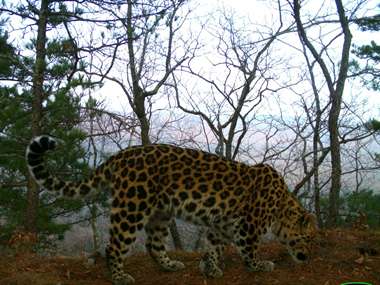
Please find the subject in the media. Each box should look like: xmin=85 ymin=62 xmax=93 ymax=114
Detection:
xmin=26 ymin=135 xmax=317 ymax=285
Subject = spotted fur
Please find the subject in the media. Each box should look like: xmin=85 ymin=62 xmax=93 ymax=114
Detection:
xmin=26 ymin=135 xmax=317 ymax=285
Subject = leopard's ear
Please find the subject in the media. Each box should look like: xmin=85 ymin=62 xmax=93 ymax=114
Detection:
xmin=299 ymin=213 xmax=318 ymax=230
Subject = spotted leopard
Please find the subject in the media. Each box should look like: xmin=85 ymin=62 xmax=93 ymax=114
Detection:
xmin=26 ymin=135 xmax=317 ymax=285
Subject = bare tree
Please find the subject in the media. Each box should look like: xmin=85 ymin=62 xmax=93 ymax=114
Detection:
xmin=292 ymin=37 xmax=329 ymax=224
xmin=176 ymin=3 xmax=293 ymax=160
xmin=339 ymin=95 xmax=380 ymax=192
xmin=292 ymin=0 xmax=353 ymax=226
xmin=84 ymin=0 xmax=196 ymax=145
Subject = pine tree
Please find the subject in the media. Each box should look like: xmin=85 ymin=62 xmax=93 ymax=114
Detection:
xmin=352 ymin=9 xmax=380 ymax=133
xmin=0 ymin=1 xmax=98 ymax=243
xmin=352 ymin=8 xmax=380 ymax=90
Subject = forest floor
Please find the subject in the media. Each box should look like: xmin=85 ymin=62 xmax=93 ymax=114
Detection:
xmin=0 ymin=228 xmax=379 ymax=285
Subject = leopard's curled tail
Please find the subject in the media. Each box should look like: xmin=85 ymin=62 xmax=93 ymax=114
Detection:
xmin=26 ymin=136 xmax=105 ymax=199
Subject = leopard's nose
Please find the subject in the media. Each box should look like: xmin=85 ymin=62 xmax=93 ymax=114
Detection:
xmin=296 ymin=252 xmax=307 ymax=261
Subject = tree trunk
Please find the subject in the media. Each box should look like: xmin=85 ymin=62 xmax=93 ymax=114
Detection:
xmin=326 ymin=0 xmax=352 ymax=227
xmin=89 ymin=204 xmax=99 ymax=254
xmin=134 ymin=92 xmax=151 ymax=145
xmin=313 ymin=147 xmax=322 ymax=227
xmin=25 ymin=178 xmax=40 ymax=233
xmin=313 ymin=98 xmax=323 ymax=226
xmin=327 ymin=100 xmax=342 ymax=227
xmin=25 ymin=0 xmax=49 ymax=234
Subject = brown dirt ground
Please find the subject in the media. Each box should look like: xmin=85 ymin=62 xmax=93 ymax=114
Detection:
xmin=0 ymin=229 xmax=379 ymax=285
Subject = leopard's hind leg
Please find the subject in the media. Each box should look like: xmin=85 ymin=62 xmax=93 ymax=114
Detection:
xmin=199 ymin=229 xmax=226 ymax=278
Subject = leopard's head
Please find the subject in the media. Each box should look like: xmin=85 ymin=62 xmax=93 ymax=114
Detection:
xmin=274 ymin=211 xmax=318 ymax=263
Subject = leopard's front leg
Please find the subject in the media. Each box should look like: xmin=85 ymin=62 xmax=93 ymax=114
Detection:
xmin=234 ymin=220 xmax=275 ymax=272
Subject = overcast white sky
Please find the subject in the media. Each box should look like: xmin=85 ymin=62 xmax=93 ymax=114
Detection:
xmin=95 ymin=0 xmax=380 ymax=122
